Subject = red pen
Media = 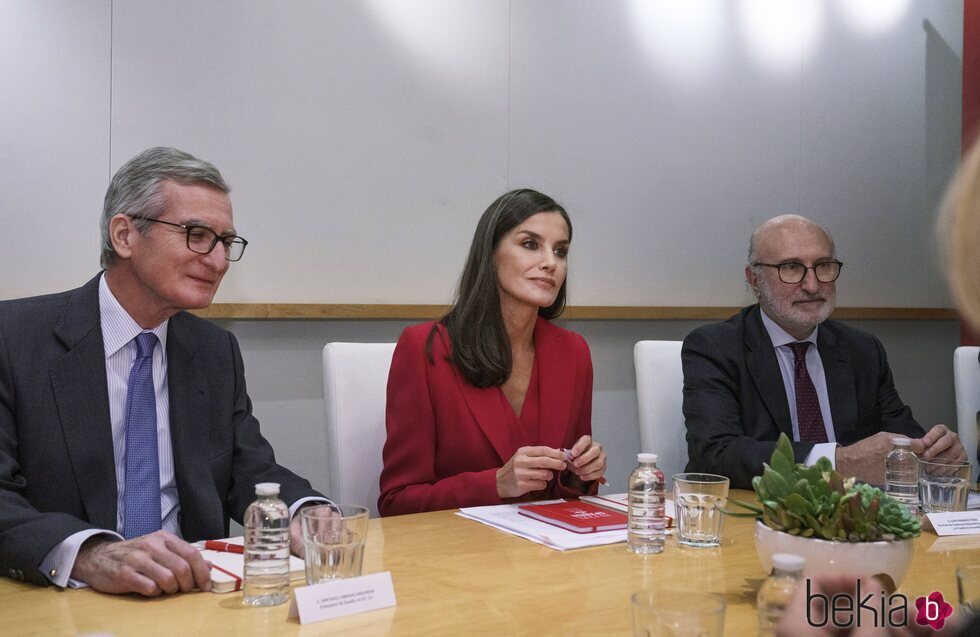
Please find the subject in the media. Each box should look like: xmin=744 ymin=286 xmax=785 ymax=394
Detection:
xmin=561 ymin=448 xmax=608 ymax=485
xmin=204 ymin=540 xmax=244 ymax=554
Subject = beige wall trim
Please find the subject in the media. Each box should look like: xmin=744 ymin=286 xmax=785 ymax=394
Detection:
xmin=191 ymin=304 xmax=958 ymax=321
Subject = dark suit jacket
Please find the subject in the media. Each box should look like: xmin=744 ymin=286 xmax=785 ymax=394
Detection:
xmin=378 ymin=317 xmax=595 ymax=516
xmin=682 ymin=305 xmax=924 ymax=489
xmin=0 ymin=274 xmax=322 ymax=585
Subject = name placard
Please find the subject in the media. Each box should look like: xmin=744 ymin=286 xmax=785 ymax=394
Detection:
xmin=288 ymin=572 xmax=397 ymax=625
xmin=926 ymin=511 xmax=980 ymax=536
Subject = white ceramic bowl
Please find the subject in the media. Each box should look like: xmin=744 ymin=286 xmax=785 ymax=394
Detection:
xmin=755 ymin=521 xmax=915 ymax=590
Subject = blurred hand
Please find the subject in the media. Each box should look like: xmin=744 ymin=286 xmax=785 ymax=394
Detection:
xmin=564 ymin=435 xmax=607 ymax=484
xmin=290 ymin=504 xmax=341 ymax=558
xmin=289 ymin=513 xmax=305 ymax=558
xmin=72 ymin=530 xmax=212 ymax=596
xmin=496 ymin=446 xmax=566 ymax=498
xmin=911 ymin=424 xmax=967 ymax=462
xmin=836 ymin=432 xmax=907 ymax=485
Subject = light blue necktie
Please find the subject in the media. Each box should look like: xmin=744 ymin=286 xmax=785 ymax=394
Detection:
xmin=122 ymin=332 xmax=161 ymax=539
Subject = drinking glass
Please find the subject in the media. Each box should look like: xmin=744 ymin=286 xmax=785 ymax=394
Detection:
xmin=958 ymin=564 xmax=980 ymax=615
xmin=919 ymin=458 xmax=971 ymax=513
xmin=673 ymin=473 xmax=730 ymax=547
xmin=300 ymin=504 xmax=369 ymax=584
xmin=631 ymin=590 xmax=726 ymax=637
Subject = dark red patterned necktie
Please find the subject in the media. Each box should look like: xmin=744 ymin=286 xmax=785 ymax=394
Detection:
xmin=789 ymin=342 xmax=828 ymax=443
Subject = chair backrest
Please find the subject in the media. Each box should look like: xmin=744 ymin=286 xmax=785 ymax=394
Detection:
xmin=953 ymin=346 xmax=980 ymax=483
xmin=322 ymin=342 xmax=397 ymax=518
xmin=633 ymin=341 xmax=686 ymax=489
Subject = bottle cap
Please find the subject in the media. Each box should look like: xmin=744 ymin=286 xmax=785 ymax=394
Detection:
xmin=891 ymin=437 xmax=911 ymax=446
xmin=255 ymin=482 xmax=281 ymax=496
xmin=772 ymin=553 xmax=806 ymax=572
xmin=637 ymin=453 xmax=657 ymax=463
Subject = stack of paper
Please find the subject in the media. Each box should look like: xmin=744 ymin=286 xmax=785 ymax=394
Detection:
xmin=457 ymin=500 xmax=626 ymax=550
xmin=458 ymin=495 xmax=680 ymax=550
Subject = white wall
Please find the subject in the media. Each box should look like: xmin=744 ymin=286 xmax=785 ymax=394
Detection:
xmin=1 ymin=1 xmax=108 ymax=292
xmin=1 ymin=1 xmax=964 ymax=307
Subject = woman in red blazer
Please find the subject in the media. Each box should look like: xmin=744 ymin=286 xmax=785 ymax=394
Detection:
xmin=378 ymin=189 xmax=606 ymax=516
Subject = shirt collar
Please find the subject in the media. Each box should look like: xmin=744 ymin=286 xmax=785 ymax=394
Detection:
xmin=99 ymin=272 xmax=169 ymax=358
xmin=759 ymin=306 xmax=819 ymax=349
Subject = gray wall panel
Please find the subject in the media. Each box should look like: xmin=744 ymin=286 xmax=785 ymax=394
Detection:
xmin=1 ymin=1 xmax=110 ymax=296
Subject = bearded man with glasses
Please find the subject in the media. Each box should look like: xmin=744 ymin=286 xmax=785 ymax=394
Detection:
xmin=0 ymin=147 xmax=328 ymax=595
xmin=681 ymin=214 xmax=965 ymax=488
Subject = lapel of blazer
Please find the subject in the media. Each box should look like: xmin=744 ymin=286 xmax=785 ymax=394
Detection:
xmin=743 ymin=305 xmax=794 ymax=438
xmin=448 ymin=326 xmax=516 ymax=464
xmin=532 ymin=318 xmax=574 ymax=449
xmin=49 ymin=275 xmax=117 ymax=531
xmin=817 ymin=322 xmax=855 ymax=438
xmin=165 ymin=313 xmax=220 ymax=539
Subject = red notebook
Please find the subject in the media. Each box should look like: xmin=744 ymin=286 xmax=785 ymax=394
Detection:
xmin=517 ymin=501 xmax=628 ymax=533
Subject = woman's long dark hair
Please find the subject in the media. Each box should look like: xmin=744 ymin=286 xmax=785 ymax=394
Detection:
xmin=426 ymin=189 xmax=572 ymax=388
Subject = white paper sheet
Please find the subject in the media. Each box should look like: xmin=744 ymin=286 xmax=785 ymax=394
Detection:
xmin=457 ymin=498 xmax=673 ymax=551
xmin=457 ymin=500 xmax=624 ymax=550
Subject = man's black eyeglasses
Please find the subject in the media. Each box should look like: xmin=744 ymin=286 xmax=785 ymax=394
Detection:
xmin=127 ymin=215 xmax=248 ymax=262
xmin=753 ymin=260 xmax=843 ymax=284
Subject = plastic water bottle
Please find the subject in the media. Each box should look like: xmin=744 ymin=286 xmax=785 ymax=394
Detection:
xmin=627 ymin=453 xmax=666 ymax=554
xmin=242 ymin=482 xmax=290 ymax=606
xmin=884 ymin=437 xmax=919 ymax=516
xmin=757 ymin=553 xmax=806 ymax=636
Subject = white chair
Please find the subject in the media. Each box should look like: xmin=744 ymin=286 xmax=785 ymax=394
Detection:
xmin=322 ymin=342 xmax=396 ymax=518
xmin=633 ymin=341 xmax=686 ymax=489
xmin=953 ymin=346 xmax=980 ymax=482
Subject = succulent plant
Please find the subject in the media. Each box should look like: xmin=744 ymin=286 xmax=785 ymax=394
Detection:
xmin=726 ymin=433 xmax=920 ymax=541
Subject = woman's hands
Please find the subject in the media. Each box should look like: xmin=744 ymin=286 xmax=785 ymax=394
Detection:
xmin=495 ymin=436 xmax=607 ymax=499
xmin=496 ymin=446 xmax=566 ymax=498
xmin=563 ymin=435 xmax=607 ymax=484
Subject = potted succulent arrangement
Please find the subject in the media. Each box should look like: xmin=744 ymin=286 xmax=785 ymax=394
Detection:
xmin=726 ymin=434 xmax=921 ymax=591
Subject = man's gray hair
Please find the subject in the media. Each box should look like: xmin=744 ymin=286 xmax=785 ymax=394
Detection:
xmin=100 ymin=146 xmax=229 ymax=268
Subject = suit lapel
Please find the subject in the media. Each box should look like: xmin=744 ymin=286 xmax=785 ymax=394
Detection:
xmin=452 ymin=319 xmax=576 ymax=462
xmin=455 ymin=370 xmax=514 ymax=465
xmin=49 ymin=276 xmax=117 ymax=531
xmin=442 ymin=322 xmax=516 ymax=463
xmin=817 ymin=324 xmax=856 ymax=439
xmin=744 ymin=306 xmax=794 ymax=438
xmin=533 ymin=318 xmax=574 ymax=449
xmin=166 ymin=314 xmax=221 ymax=538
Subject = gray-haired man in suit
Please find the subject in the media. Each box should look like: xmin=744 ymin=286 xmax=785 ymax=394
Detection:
xmin=0 ymin=147 xmax=326 ymax=595
xmin=681 ymin=214 xmax=965 ymax=489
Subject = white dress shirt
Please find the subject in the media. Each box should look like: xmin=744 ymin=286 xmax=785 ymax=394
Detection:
xmin=759 ymin=310 xmax=838 ymax=467
xmin=100 ymin=275 xmax=180 ymax=534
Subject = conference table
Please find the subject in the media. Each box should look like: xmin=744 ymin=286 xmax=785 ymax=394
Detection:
xmin=1 ymin=490 xmax=976 ymax=636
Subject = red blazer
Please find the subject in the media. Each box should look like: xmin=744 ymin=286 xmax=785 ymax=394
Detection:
xmin=378 ymin=317 xmax=595 ymax=516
